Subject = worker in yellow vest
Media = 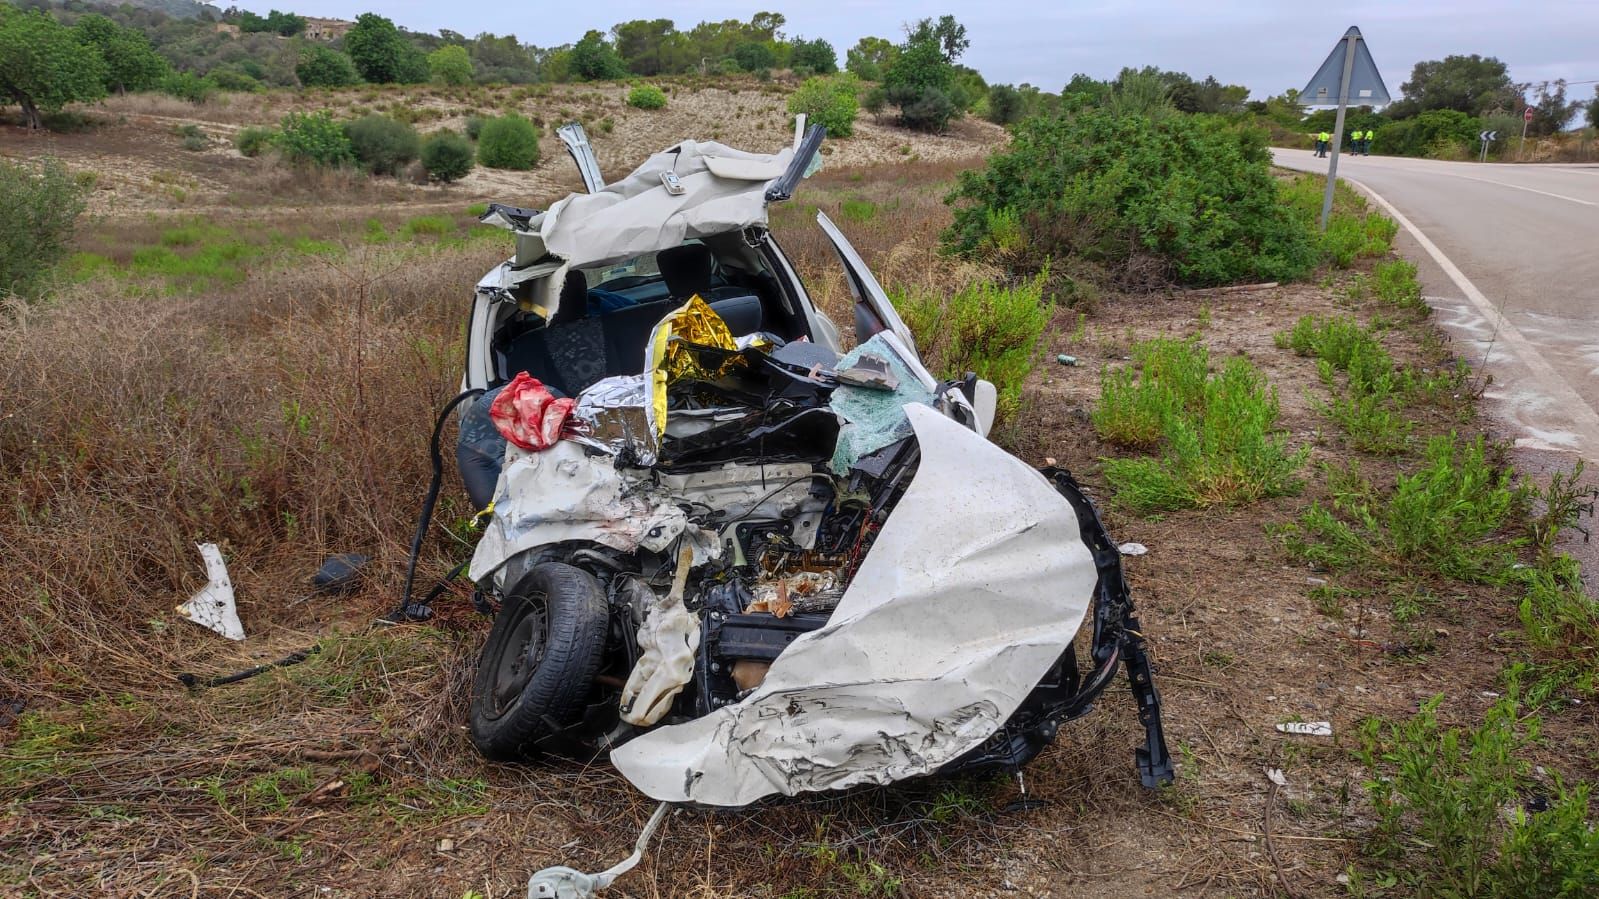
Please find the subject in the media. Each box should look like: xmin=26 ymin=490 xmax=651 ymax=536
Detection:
xmin=1316 ymin=131 xmax=1331 ymax=157
xmin=1362 ymin=126 xmax=1376 ymax=155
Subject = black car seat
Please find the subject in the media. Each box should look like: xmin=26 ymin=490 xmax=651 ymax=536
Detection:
xmin=658 ymin=244 xmax=715 ymax=300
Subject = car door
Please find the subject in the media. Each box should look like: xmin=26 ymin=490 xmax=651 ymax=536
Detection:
xmin=815 ymin=211 xmax=998 ymax=438
xmin=815 ymin=211 xmax=920 ymax=358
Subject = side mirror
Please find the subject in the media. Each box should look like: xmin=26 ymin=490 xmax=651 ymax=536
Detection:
xmin=972 ymin=379 xmax=998 ymax=438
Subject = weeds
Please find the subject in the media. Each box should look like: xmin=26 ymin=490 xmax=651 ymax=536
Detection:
xmin=1373 ymin=259 xmax=1427 ymax=314
xmin=897 ymin=273 xmax=1052 ymax=420
xmin=1095 ymin=338 xmax=1305 ymax=511
xmin=1279 ymin=434 xmax=1522 ymax=583
xmin=1350 ymin=691 xmax=1599 ymax=897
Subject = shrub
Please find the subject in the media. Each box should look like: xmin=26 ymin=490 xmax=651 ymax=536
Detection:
xmin=206 ymin=67 xmax=261 ymax=93
xmin=0 ymin=157 xmax=90 ymax=299
xmin=1278 ymin=174 xmax=1398 ymax=267
xmin=235 ymin=126 xmax=277 ymax=158
xmin=296 ymin=46 xmax=360 ymax=88
xmin=427 ymin=45 xmax=474 ymax=86
xmin=421 ymin=131 xmax=475 ymax=182
xmin=343 ymin=114 xmax=421 ymax=176
xmin=1279 ymin=434 xmax=1522 ymax=583
xmin=1372 ymin=259 xmax=1425 ymax=314
xmin=476 ymin=114 xmax=540 ymax=170
xmin=274 ymin=110 xmax=355 ymax=167
xmin=1351 ymin=693 xmax=1599 ymax=896
xmin=897 ymin=274 xmax=1052 ymax=419
xmin=945 ymin=111 xmax=1318 ymax=287
xmin=464 ymin=115 xmax=486 ymax=141
xmin=1095 ymin=338 xmax=1306 ymax=511
xmin=627 ymin=84 xmax=667 ymax=110
xmin=986 ymin=84 xmax=1024 ymax=125
xmin=787 ymin=74 xmax=859 ymax=137
xmin=160 ymin=70 xmax=214 ymax=103
xmin=882 ymin=30 xmax=961 ymax=132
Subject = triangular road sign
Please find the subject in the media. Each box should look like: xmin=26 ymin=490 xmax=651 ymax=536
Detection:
xmin=1303 ymin=26 xmax=1390 ymax=106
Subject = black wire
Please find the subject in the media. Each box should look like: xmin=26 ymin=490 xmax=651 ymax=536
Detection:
xmin=396 ymin=388 xmax=485 ymax=620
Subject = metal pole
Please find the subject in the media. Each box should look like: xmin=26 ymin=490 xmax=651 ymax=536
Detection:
xmin=1319 ymin=33 xmax=1358 ymax=231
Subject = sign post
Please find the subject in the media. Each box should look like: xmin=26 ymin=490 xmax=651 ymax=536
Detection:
xmin=1479 ymin=130 xmax=1500 ymax=163
xmin=1520 ymin=106 xmax=1535 ymax=159
xmin=1302 ymin=27 xmax=1390 ymax=230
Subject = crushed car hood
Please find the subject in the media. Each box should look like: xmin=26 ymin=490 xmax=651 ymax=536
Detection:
xmin=538 ymin=140 xmax=795 ymax=271
xmin=609 ymin=404 xmax=1097 ymax=806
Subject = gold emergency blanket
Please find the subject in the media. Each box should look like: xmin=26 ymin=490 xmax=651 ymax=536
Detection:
xmin=643 ymin=295 xmax=741 ymax=435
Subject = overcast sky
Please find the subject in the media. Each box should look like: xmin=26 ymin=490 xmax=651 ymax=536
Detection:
xmin=233 ymin=0 xmax=1599 ymax=101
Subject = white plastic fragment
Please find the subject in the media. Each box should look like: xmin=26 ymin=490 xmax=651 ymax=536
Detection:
xmin=176 ymin=542 xmax=244 ymax=641
xmin=1118 ymin=542 xmax=1149 ymax=556
xmin=1276 ymin=721 xmax=1333 ymax=737
xmin=1266 ymin=768 xmax=1288 ymax=786
xmin=527 ymin=802 xmax=670 ymax=898
xmin=619 ymin=546 xmax=700 ymax=727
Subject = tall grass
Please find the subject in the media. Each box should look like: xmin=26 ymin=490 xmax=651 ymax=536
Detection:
xmin=898 ymin=274 xmax=1052 ymax=420
xmin=1094 ymin=338 xmax=1306 ymax=511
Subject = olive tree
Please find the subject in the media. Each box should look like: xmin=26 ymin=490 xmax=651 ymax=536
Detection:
xmin=0 ymin=6 xmax=107 ymax=129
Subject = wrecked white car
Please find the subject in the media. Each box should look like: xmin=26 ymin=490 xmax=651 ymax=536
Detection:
xmin=439 ymin=123 xmax=1171 ymax=806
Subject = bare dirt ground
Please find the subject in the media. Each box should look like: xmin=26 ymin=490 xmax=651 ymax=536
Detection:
xmin=2 ymin=96 xmax=1593 ymax=898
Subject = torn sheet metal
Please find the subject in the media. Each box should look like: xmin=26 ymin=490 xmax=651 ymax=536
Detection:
xmin=610 ymin=405 xmax=1097 ymax=806
xmin=177 ymin=543 xmax=245 ymax=641
xmin=468 ymin=441 xmax=712 ymax=583
xmin=827 ymin=334 xmax=935 ymax=474
xmin=539 ymin=141 xmax=795 ymax=271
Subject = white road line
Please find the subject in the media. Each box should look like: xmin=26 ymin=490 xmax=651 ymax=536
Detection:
xmin=1336 ymin=173 xmax=1599 ymax=457
xmin=1433 ymin=171 xmax=1597 ymax=207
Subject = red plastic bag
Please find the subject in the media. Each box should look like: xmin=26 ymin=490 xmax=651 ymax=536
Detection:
xmin=490 ymin=372 xmax=576 ymax=451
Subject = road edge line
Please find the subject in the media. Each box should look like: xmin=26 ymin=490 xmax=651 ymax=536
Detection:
xmin=1337 ymin=173 xmax=1599 ymax=457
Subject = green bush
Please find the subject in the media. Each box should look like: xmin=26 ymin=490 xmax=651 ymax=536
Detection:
xmin=160 ymin=70 xmax=214 ymax=103
xmin=1372 ymin=259 xmax=1426 ymax=314
xmin=1097 ymin=339 xmax=1306 ymax=511
xmin=206 ymin=66 xmax=261 ymax=93
xmin=235 ymin=126 xmax=277 ymax=158
xmin=296 ymin=46 xmax=360 ymax=88
xmin=1279 ymin=434 xmax=1521 ymax=583
xmin=464 ymin=115 xmax=486 ymax=141
xmin=985 ymin=84 xmax=1024 ymax=125
xmin=1351 ymin=693 xmax=1599 ymax=896
xmin=274 ymin=110 xmax=355 ymax=168
xmin=1278 ymin=174 xmax=1398 ymax=267
xmin=476 ymin=114 xmax=540 ymax=170
xmin=787 ymin=74 xmax=859 ymax=138
xmin=343 ymin=114 xmax=421 ymax=176
xmin=626 ymin=85 xmax=667 ymax=110
xmin=421 ymin=131 xmax=475 ymax=182
xmin=897 ymin=274 xmax=1052 ymax=419
xmin=1375 ymin=109 xmax=1482 ymax=158
xmin=945 ymin=111 xmax=1318 ymax=287
xmin=0 ymin=157 xmax=90 ymax=299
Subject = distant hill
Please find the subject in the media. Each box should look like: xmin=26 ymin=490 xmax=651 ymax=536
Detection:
xmin=102 ymin=0 xmax=221 ymax=19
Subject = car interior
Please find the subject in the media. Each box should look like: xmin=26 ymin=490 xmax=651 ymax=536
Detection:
xmin=490 ymin=232 xmax=810 ymax=397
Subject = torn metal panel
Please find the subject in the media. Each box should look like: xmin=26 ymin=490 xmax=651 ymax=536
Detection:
xmin=609 ymin=405 xmax=1097 ymax=805
xmin=539 ymin=141 xmax=795 ymax=271
xmin=177 ymin=543 xmax=245 ymax=641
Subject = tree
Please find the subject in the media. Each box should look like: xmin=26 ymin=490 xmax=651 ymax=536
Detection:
xmin=613 ymin=18 xmax=675 ymax=76
xmin=748 ymin=11 xmax=786 ymax=42
xmin=882 ymin=18 xmax=968 ymax=132
xmin=908 ymin=15 xmax=968 ymax=64
xmin=986 ymin=83 xmax=1023 ymax=125
xmin=1519 ymin=79 xmax=1582 ymax=138
xmin=240 ymin=10 xmax=304 ymax=37
xmin=297 ymin=46 xmax=360 ymax=88
xmin=788 ymin=73 xmax=858 ymax=136
xmin=0 ymin=6 xmax=106 ymax=129
xmin=344 ymin=13 xmax=425 ymax=84
xmin=72 ymin=13 xmax=169 ymax=94
xmin=789 ymin=37 xmax=836 ymax=75
xmin=428 ymin=45 xmax=474 ymax=85
xmin=1390 ymin=55 xmax=1514 ymax=118
xmin=1589 ymin=86 xmax=1599 ymax=131
xmin=569 ymin=29 xmax=626 ymax=80
xmin=731 ymin=40 xmax=776 ymax=74
xmin=845 ymin=36 xmax=896 ymax=82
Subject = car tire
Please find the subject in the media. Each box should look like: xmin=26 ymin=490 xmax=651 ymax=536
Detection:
xmin=469 ymin=561 xmax=610 ymax=760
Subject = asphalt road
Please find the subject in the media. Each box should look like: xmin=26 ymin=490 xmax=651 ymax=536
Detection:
xmin=1272 ymin=147 xmax=1599 ymax=461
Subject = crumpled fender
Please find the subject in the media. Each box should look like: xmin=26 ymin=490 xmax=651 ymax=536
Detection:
xmin=609 ymin=404 xmax=1097 ymax=805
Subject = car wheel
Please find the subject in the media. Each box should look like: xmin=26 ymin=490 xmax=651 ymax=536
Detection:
xmin=469 ymin=561 xmax=610 ymax=760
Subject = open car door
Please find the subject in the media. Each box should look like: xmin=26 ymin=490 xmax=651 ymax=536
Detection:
xmin=815 ymin=211 xmax=920 ymax=358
